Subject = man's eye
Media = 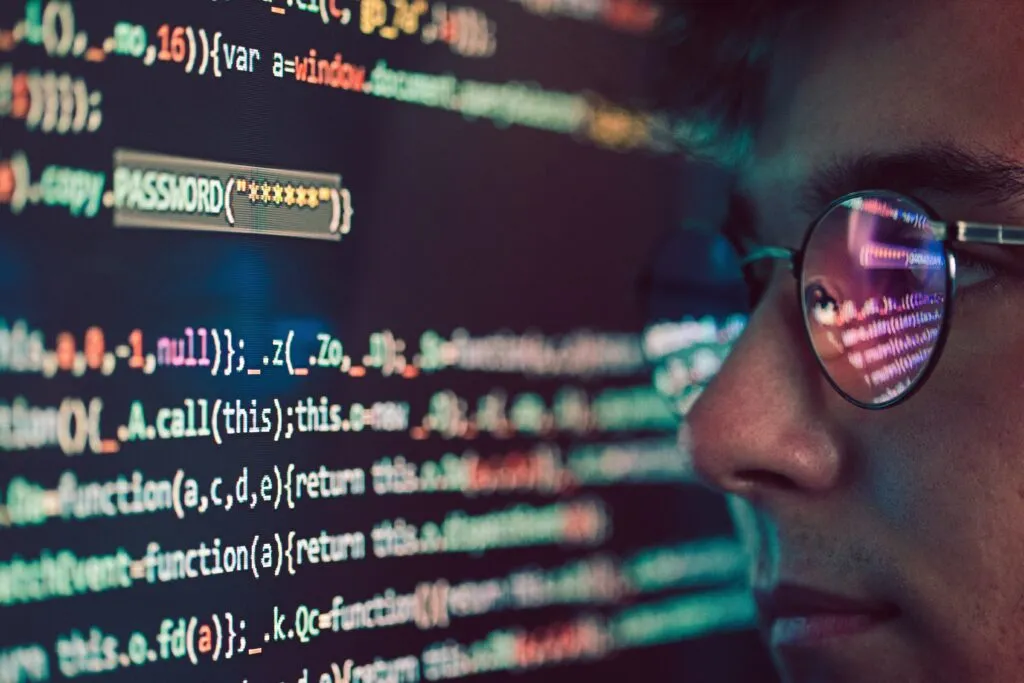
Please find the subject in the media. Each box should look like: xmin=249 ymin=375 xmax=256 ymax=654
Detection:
xmin=953 ymin=250 xmax=1000 ymax=288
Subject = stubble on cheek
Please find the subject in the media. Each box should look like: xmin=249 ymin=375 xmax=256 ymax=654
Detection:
xmin=878 ymin=332 xmax=1024 ymax=681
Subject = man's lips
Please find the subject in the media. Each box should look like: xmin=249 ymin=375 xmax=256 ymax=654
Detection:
xmin=755 ymin=583 xmax=900 ymax=647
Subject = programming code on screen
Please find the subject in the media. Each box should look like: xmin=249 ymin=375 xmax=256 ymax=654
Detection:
xmin=0 ymin=2 xmax=772 ymax=682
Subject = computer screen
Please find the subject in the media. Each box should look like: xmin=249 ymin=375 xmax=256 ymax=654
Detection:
xmin=0 ymin=2 xmax=774 ymax=681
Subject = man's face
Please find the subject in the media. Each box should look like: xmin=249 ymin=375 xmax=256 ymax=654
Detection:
xmin=685 ymin=1 xmax=1024 ymax=681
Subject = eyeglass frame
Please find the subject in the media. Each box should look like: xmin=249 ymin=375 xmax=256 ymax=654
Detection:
xmin=738 ymin=188 xmax=1024 ymax=410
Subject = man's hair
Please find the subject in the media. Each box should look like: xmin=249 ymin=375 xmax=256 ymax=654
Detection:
xmin=660 ymin=1 xmax=819 ymax=163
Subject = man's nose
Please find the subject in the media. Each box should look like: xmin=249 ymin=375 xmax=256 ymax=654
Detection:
xmin=685 ymin=283 xmax=844 ymax=500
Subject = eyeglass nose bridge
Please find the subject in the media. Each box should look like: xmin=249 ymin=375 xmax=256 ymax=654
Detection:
xmin=740 ymin=245 xmax=801 ymax=271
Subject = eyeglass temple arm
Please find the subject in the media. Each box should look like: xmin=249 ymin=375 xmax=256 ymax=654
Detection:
xmin=740 ymin=221 xmax=1024 ymax=258
xmin=942 ymin=221 xmax=1024 ymax=246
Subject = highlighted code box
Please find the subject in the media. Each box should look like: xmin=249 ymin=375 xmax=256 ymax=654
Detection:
xmin=112 ymin=149 xmax=353 ymax=241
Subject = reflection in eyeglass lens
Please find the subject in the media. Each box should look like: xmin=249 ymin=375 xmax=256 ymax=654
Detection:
xmin=803 ymin=195 xmax=947 ymax=405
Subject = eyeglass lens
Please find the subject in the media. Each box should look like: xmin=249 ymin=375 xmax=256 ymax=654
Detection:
xmin=800 ymin=192 xmax=948 ymax=406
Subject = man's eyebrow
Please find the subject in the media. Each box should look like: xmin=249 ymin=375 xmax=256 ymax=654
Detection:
xmin=801 ymin=144 xmax=1024 ymax=216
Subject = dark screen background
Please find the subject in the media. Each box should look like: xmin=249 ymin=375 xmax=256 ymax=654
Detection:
xmin=0 ymin=1 xmax=777 ymax=681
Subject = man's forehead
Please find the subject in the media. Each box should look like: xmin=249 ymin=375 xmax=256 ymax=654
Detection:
xmin=730 ymin=0 xmax=1024 ymax=242
xmin=772 ymin=0 xmax=1024 ymax=148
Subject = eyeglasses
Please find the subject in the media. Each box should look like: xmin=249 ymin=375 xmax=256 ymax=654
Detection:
xmin=736 ymin=189 xmax=1024 ymax=409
